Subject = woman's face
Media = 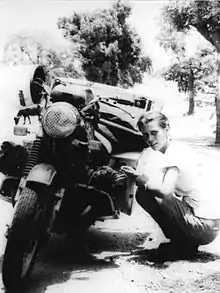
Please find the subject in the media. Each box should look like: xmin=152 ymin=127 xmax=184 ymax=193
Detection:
xmin=140 ymin=120 xmax=169 ymax=153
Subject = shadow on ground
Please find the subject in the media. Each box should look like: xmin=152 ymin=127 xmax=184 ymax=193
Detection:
xmin=1 ymin=226 xmax=148 ymax=293
xmin=87 ymin=226 xmax=148 ymax=254
xmin=189 ymin=250 xmax=220 ymax=263
xmin=126 ymin=246 xmax=220 ymax=270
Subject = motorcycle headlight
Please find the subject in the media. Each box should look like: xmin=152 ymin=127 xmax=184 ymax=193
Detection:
xmin=42 ymin=102 xmax=80 ymax=138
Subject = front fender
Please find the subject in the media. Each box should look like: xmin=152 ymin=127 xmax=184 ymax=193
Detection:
xmin=94 ymin=130 xmax=112 ymax=154
xmin=26 ymin=163 xmax=57 ymax=186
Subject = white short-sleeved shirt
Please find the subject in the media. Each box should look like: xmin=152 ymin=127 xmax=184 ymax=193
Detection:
xmin=136 ymin=147 xmax=166 ymax=188
xmin=136 ymin=142 xmax=220 ymax=219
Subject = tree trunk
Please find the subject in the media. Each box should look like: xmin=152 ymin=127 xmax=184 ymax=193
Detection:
xmin=215 ymin=52 xmax=220 ymax=143
xmin=187 ymin=69 xmax=195 ymax=115
xmin=194 ymin=26 xmax=220 ymax=142
xmin=188 ymin=93 xmax=195 ymax=115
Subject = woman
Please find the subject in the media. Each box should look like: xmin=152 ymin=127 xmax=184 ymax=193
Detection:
xmin=121 ymin=111 xmax=220 ymax=259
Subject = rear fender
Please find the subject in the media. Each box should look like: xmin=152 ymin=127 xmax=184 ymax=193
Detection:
xmin=26 ymin=163 xmax=57 ymax=187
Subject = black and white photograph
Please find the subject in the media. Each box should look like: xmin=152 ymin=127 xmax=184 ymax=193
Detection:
xmin=0 ymin=0 xmax=220 ymax=292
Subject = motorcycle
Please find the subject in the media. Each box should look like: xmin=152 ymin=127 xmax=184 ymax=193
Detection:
xmin=2 ymin=82 xmax=136 ymax=289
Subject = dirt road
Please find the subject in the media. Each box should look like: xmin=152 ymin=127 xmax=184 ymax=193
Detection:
xmin=0 ymin=195 xmax=220 ymax=293
xmin=0 ymin=199 xmax=160 ymax=293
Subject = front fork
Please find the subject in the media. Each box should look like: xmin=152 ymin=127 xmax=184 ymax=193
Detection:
xmin=14 ymin=133 xmax=43 ymax=206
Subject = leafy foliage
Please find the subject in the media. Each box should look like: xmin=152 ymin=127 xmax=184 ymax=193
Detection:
xmin=3 ymin=35 xmax=84 ymax=79
xmin=159 ymin=5 xmax=216 ymax=96
xmin=162 ymin=0 xmax=220 ymax=141
xmin=195 ymin=48 xmax=217 ymax=96
xmin=158 ymin=22 xmax=186 ymax=58
xmin=159 ymin=5 xmax=217 ymax=115
xmin=57 ymin=0 xmax=151 ymax=87
xmin=162 ymin=49 xmax=216 ymax=94
xmin=163 ymin=0 xmax=220 ymax=50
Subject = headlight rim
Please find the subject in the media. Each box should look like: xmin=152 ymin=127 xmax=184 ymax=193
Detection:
xmin=42 ymin=102 xmax=80 ymax=138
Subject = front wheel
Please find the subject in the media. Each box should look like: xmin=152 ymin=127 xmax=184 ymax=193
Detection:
xmin=2 ymin=187 xmax=44 ymax=289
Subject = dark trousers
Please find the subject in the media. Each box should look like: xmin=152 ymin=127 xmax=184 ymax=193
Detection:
xmin=136 ymin=187 xmax=220 ymax=246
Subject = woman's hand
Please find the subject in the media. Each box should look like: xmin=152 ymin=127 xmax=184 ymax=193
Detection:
xmin=121 ymin=166 xmax=149 ymax=187
xmin=120 ymin=166 xmax=139 ymax=178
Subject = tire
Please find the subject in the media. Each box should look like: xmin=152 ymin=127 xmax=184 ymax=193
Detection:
xmin=2 ymin=187 xmax=43 ymax=289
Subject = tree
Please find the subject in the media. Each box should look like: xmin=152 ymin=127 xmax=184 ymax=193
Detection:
xmin=160 ymin=26 xmax=216 ymax=114
xmin=3 ymin=34 xmax=84 ymax=79
xmin=159 ymin=27 xmax=194 ymax=114
xmin=57 ymin=0 xmax=151 ymax=87
xmin=162 ymin=0 xmax=220 ymax=143
xmin=163 ymin=60 xmax=197 ymax=115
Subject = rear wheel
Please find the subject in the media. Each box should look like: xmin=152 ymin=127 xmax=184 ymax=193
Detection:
xmin=2 ymin=187 xmax=44 ymax=289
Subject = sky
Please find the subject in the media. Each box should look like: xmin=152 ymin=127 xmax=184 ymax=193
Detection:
xmin=0 ymin=0 xmax=169 ymax=70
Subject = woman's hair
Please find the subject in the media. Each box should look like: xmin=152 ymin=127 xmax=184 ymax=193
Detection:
xmin=137 ymin=111 xmax=170 ymax=131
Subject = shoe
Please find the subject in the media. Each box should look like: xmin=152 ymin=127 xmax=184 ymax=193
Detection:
xmin=132 ymin=240 xmax=199 ymax=263
xmin=157 ymin=241 xmax=199 ymax=261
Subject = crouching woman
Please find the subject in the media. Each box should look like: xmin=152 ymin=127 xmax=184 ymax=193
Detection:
xmin=121 ymin=111 xmax=220 ymax=259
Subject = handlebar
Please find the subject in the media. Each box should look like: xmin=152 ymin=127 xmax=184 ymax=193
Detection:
xmin=80 ymin=96 xmax=135 ymax=119
xmin=98 ymin=97 xmax=135 ymax=119
xmin=16 ymin=80 xmax=137 ymax=125
xmin=49 ymin=78 xmax=137 ymax=119
xmin=104 ymin=96 xmax=135 ymax=107
xmin=80 ymin=97 xmax=100 ymax=114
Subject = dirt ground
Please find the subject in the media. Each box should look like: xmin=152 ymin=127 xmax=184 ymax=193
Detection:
xmin=0 ymin=112 xmax=220 ymax=292
xmin=0 ymin=197 xmax=220 ymax=293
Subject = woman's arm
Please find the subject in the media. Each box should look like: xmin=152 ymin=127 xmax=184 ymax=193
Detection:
xmin=136 ymin=167 xmax=179 ymax=198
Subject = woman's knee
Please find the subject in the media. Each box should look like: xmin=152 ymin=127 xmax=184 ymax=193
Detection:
xmin=136 ymin=188 xmax=163 ymax=205
xmin=135 ymin=188 xmax=161 ymax=213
